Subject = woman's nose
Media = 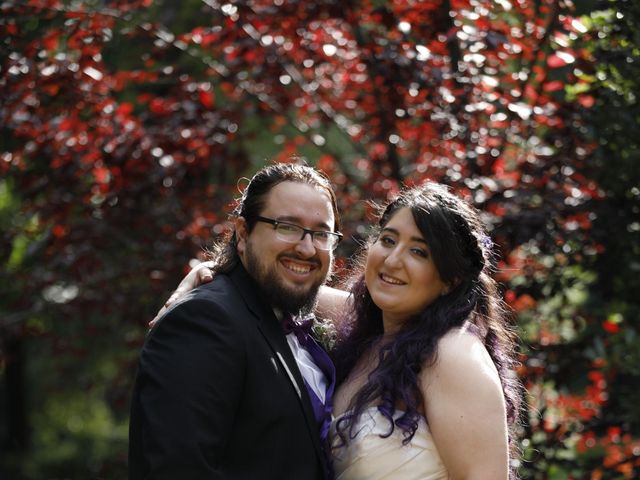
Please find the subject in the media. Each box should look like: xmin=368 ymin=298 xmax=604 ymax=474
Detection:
xmin=383 ymin=247 xmax=402 ymax=268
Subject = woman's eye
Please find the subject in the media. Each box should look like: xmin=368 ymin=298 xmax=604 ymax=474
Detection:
xmin=411 ymin=248 xmax=427 ymax=258
xmin=379 ymin=235 xmax=395 ymax=246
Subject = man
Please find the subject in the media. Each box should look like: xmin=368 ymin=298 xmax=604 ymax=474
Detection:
xmin=129 ymin=163 xmax=342 ymax=479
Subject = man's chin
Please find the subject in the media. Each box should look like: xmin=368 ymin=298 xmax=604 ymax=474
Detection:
xmin=273 ymin=284 xmax=320 ymax=315
xmin=281 ymin=279 xmax=315 ymax=294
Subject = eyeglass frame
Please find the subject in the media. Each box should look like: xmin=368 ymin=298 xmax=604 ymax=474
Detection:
xmin=254 ymin=216 xmax=343 ymax=250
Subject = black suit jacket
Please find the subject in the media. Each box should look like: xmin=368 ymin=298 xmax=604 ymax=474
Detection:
xmin=129 ymin=263 xmax=328 ymax=479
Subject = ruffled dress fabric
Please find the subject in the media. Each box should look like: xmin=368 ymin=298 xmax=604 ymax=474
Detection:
xmin=330 ymin=407 xmax=449 ymax=480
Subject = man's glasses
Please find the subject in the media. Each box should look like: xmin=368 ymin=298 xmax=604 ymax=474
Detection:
xmin=255 ymin=216 xmax=343 ymax=250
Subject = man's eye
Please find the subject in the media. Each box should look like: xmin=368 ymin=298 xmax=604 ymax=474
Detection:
xmin=314 ymin=231 xmax=331 ymax=239
xmin=278 ymin=224 xmax=300 ymax=233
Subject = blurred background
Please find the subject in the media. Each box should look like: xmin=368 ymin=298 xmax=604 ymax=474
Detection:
xmin=1 ymin=0 xmax=638 ymax=478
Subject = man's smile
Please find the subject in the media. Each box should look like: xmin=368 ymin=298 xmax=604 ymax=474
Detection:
xmin=280 ymin=257 xmax=318 ymax=276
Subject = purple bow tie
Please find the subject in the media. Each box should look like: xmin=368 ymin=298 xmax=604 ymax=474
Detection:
xmin=282 ymin=314 xmax=315 ymax=340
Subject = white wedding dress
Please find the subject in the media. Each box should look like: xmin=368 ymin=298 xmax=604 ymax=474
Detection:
xmin=330 ymin=407 xmax=449 ymax=480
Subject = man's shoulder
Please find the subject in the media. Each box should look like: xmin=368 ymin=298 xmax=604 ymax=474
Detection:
xmin=172 ymin=273 xmax=243 ymax=314
xmin=168 ymin=267 xmax=265 ymax=321
xmin=149 ymin=274 xmax=248 ymax=340
xmin=191 ymin=263 xmax=259 ymax=299
xmin=192 ymin=272 xmax=237 ymax=299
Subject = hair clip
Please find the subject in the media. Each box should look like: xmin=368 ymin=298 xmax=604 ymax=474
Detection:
xmin=479 ymin=234 xmax=493 ymax=250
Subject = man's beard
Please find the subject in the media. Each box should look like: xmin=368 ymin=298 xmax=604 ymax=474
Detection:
xmin=245 ymin=246 xmax=327 ymax=315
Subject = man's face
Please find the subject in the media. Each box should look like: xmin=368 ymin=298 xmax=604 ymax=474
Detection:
xmin=236 ymin=181 xmax=336 ymax=314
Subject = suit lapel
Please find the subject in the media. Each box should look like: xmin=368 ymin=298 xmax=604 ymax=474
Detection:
xmin=228 ymin=265 xmax=328 ymax=476
xmin=229 ymin=266 xmax=308 ymax=401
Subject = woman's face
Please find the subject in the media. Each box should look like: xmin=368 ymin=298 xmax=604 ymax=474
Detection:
xmin=365 ymin=207 xmax=448 ymax=331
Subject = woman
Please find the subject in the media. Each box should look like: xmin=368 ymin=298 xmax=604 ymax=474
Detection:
xmin=157 ymin=183 xmax=521 ymax=479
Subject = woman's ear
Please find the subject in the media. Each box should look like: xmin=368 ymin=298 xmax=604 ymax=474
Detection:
xmin=234 ymin=217 xmax=248 ymax=256
xmin=441 ymin=278 xmax=459 ymax=296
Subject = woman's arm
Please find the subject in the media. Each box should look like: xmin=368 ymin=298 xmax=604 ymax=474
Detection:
xmin=150 ymin=263 xmax=352 ymax=328
xmin=421 ymin=330 xmax=509 ymax=480
xmin=316 ymin=285 xmax=351 ymax=329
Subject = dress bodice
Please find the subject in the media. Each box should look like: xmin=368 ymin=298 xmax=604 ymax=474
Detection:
xmin=330 ymin=407 xmax=449 ymax=480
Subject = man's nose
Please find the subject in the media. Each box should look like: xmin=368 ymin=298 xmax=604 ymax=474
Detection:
xmin=294 ymin=232 xmax=317 ymax=257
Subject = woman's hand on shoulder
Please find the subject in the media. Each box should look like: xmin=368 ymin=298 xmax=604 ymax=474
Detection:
xmin=149 ymin=261 xmax=215 ymax=327
xmin=421 ymin=330 xmax=509 ymax=480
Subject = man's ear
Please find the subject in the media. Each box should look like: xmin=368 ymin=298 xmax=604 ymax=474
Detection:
xmin=234 ymin=217 xmax=248 ymax=256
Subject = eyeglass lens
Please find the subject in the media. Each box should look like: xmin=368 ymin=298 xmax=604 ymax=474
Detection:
xmin=275 ymin=224 xmax=336 ymax=249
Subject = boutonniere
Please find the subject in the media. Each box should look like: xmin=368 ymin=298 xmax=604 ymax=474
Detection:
xmin=311 ymin=317 xmax=338 ymax=352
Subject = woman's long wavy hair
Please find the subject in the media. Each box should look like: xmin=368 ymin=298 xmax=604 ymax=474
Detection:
xmin=332 ymin=183 xmax=522 ymax=477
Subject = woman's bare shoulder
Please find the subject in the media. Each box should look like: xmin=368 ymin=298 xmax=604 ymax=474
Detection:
xmin=423 ymin=327 xmax=500 ymax=390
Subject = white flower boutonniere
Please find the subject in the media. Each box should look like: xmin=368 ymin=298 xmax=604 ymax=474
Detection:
xmin=311 ymin=318 xmax=338 ymax=352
